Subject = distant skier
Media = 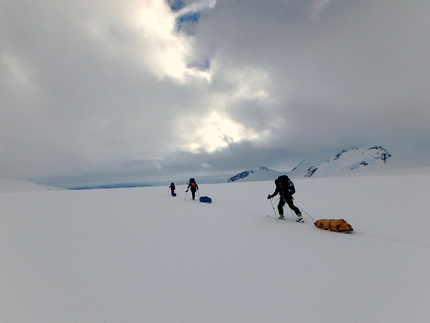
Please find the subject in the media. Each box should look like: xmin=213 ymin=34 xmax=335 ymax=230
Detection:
xmin=185 ymin=178 xmax=199 ymax=200
xmin=169 ymin=182 xmax=176 ymax=197
xmin=267 ymin=175 xmax=303 ymax=222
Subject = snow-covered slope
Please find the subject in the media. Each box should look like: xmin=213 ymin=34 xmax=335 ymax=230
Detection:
xmin=227 ymin=166 xmax=284 ymax=183
xmin=1 ymin=170 xmax=429 ymax=322
xmin=226 ymin=145 xmax=394 ymax=183
xmin=295 ymin=145 xmax=392 ymax=178
xmin=0 ymin=178 xmax=61 ymax=193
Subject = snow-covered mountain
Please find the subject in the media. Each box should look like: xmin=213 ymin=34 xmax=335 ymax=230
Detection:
xmin=227 ymin=166 xmax=284 ymax=183
xmin=0 ymin=178 xmax=63 ymax=193
xmin=227 ymin=145 xmax=394 ymax=183
xmin=292 ymin=145 xmax=392 ymax=178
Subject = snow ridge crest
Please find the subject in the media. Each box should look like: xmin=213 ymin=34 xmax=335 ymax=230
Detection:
xmin=303 ymin=145 xmax=392 ymax=177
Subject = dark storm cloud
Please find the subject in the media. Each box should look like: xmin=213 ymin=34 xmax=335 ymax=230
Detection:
xmin=193 ymin=0 xmax=430 ymax=148
xmin=1 ymin=0 xmax=430 ymax=186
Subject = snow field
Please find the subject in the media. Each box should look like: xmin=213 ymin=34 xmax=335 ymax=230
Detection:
xmin=0 ymin=171 xmax=429 ymax=322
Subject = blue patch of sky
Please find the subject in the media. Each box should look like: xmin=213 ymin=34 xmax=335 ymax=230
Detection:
xmin=188 ymin=59 xmax=210 ymax=71
xmin=177 ymin=11 xmax=201 ymax=25
xmin=175 ymin=11 xmax=201 ymax=33
xmin=166 ymin=0 xmax=185 ymax=12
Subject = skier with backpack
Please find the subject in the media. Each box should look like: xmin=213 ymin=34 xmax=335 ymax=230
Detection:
xmin=185 ymin=178 xmax=199 ymax=200
xmin=267 ymin=175 xmax=303 ymax=222
xmin=169 ymin=182 xmax=176 ymax=197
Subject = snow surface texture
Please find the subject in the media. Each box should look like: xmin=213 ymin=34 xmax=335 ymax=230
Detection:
xmin=1 ymin=171 xmax=430 ymax=323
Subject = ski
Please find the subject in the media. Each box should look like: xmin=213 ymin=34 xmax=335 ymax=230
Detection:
xmin=319 ymin=229 xmax=353 ymax=234
xmin=267 ymin=214 xmax=304 ymax=223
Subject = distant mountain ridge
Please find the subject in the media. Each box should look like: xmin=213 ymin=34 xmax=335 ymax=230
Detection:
xmin=0 ymin=178 xmax=63 ymax=193
xmin=297 ymin=145 xmax=392 ymax=178
xmin=227 ymin=166 xmax=284 ymax=183
xmin=227 ymin=145 xmax=393 ymax=183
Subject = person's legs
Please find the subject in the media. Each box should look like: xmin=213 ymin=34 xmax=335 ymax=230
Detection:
xmin=285 ymin=195 xmax=303 ymax=222
xmin=285 ymin=196 xmax=300 ymax=215
xmin=191 ymin=188 xmax=196 ymax=200
xmin=277 ymin=199 xmax=285 ymax=218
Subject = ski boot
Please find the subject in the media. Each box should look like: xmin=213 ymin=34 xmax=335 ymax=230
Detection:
xmin=296 ymin=214 xmax=304 ymax=223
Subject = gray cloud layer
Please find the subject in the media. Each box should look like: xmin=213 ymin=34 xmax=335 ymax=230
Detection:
xmin=1 ymin=0 xmax=430 ymax=186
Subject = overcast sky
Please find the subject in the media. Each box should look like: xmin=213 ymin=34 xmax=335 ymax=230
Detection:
xmin=1 ymin=0 xmax=430 ymax=187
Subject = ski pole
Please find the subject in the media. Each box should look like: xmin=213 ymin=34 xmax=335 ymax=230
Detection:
xmin=184 ymin=190 xmax=188 ymax=200
xmin=269 ymin=197 xmax=278 ymax=220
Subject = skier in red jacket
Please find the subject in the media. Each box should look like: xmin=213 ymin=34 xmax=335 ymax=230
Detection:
xmin=186 ymin=178 xmax=199 ymax=200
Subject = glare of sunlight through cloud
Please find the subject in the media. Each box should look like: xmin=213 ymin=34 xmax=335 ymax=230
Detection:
xmin=134 ymin=2 xmax=193 ymax=81
xmin=184 ymin=111 xmax=259 ymax=153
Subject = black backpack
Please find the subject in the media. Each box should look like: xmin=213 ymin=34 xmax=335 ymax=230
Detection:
xmin=277 ymin=175 xmax=295 ymax=195
xmin=189 ymin=178 xmax=197 ymax=188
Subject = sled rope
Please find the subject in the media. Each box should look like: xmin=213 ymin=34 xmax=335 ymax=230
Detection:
xmin=293 ymin=199 xmax=315 ymax=221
